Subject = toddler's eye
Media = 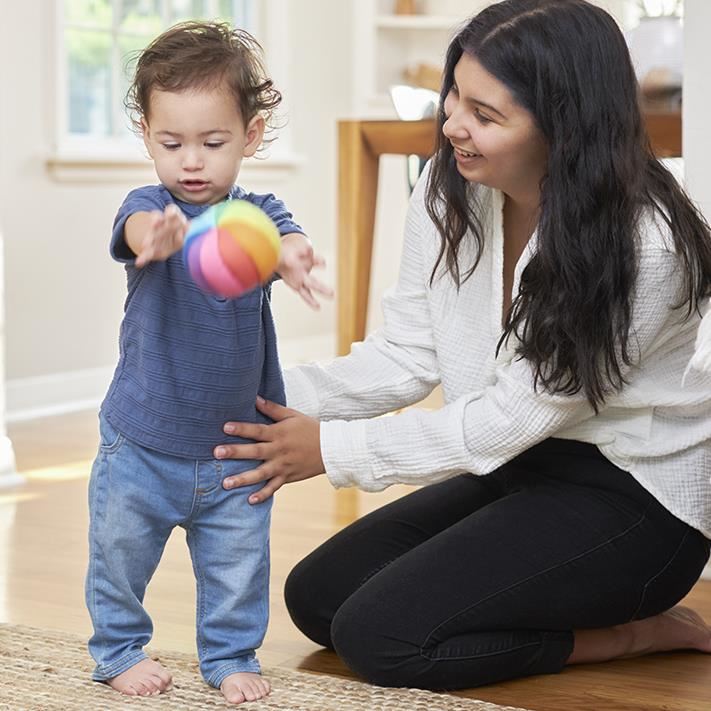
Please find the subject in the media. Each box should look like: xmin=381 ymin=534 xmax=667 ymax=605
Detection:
xmin=162 ymin=142 xmax=180 ymax=150
xmin=206 ymin=141 xmax=225 ymax=149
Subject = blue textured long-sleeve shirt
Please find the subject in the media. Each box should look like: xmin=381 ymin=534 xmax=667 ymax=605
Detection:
xmin=101 ymin=184 xmax=304 ymax=458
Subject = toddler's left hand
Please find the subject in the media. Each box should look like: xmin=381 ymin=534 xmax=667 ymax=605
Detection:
xmin=277 ymin=233 xmax=333 ymax=310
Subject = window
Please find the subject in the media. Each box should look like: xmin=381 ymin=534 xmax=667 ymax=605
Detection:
xmin=55 ymin=0 xmax=257 ymax=160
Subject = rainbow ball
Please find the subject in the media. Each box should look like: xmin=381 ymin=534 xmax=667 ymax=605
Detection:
xmin=183 ymin=200 xmax=281 ymax=298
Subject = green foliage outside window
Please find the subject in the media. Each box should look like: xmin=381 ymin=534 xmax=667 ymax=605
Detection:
xmin=64 ymin=0 xmax=251 ymax=139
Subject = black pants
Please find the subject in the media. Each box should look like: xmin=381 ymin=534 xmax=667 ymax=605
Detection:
xmin=284 ymin=439 xmax=710 ymax=690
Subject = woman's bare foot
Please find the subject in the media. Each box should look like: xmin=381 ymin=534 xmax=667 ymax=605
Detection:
xmin=220 ymin=672 xmax=271 ymax=705
xmin=106 ymin=658 xmax=173 ymax=696
xmin=569 ymin=605 xmax=711 ymax=665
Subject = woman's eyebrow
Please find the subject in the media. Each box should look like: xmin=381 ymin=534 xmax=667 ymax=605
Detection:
xmin=464 ymin=96 xmax=507 ymax=120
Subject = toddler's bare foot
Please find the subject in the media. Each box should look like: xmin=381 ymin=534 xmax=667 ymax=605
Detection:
xmin=106 ymin=658 xmax=173 ymax=696
xmin=220 ymin=672 xmax=271 ymax=705
xmin=569 ymin=605 xmax=711 ymax=664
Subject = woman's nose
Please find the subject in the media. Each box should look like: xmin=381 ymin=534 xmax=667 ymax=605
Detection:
xmin=442 ymin=111 xmax=467 ymax=141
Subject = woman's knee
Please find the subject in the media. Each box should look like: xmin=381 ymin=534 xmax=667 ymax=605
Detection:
xmin=284 ymin=558 xmax=333 ymax=649
xmin=330 ymin=600 xmax=426 ymax=688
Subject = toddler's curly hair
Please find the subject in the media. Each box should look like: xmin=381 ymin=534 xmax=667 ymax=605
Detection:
xmin=125 ymin=21 xmax=282 ymax=142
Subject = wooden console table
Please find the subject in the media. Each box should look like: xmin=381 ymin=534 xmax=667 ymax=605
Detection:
xmin=337 ymin=111 xmax=682 ymax=355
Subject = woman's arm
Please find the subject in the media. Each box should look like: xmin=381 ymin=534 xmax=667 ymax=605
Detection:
xmin=316 ymin=241 xmax=686 ymax=490
xmin=285 ymin=165 xmax=442 ymax=420
xmin=218 ymin=238 xmax=685 ymax=500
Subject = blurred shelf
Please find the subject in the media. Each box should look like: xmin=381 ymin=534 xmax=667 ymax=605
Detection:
xmin=376 ymin=15 xmax=464 ymax=30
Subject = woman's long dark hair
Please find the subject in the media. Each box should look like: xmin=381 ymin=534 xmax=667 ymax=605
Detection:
xmin=425 ymin=0 xmax=711 ymax=411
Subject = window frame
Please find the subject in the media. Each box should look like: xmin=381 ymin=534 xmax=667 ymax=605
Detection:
xmin=50 ymin=0 xmax=299 ymax=180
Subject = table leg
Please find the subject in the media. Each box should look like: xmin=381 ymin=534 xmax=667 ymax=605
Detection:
xmin=337 ymin=121 xmax=380 ymax=356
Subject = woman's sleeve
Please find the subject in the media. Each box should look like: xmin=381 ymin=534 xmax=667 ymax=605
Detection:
xmin=284 ymin=165 xmax=441 ymax=419
xmin=319 ymin=238 xmax=687 ymax=492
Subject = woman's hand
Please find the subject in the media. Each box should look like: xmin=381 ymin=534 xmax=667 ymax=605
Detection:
xmin=215 ymin=396 xmax=325 ymax=504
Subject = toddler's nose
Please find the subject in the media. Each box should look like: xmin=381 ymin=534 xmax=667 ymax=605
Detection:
xmin=182 ymin=149 xmax=204 ymax=171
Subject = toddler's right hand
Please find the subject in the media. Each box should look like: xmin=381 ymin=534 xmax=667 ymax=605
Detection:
xmin=135 ymin=204 xmax=188 ymax=268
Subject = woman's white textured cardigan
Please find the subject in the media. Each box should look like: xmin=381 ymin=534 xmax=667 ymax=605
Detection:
xmin=286 ymin=165 xmax=711 ymax=538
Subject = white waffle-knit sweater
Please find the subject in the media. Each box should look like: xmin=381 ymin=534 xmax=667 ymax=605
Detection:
xmin=285 ymin=165 xmax=711 ymax=537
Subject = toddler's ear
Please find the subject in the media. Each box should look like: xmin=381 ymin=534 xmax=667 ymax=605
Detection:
xmin=243 ymin=115 xmax=265 ymax=157
xmin=141 ymin=117 xmax=154 ymax=159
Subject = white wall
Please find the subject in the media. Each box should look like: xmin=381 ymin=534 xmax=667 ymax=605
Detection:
xmin=0 ymin=5 xmax=126 ymax=380
xmin=683 ymin=0 xmax=711 ymax=220
xmin=0 ymin=0 xmax=353 ymax=419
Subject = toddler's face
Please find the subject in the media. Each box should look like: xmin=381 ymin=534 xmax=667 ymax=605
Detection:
xmin=141 ymin=84 xmax=263 ymax=205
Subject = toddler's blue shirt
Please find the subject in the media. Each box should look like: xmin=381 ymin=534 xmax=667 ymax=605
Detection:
xmin=101 ymin=184 xmax=303 ymax=458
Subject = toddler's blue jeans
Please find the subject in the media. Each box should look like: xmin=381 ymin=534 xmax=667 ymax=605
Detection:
xmin=85 ymin=414 xmax=271 ymax=689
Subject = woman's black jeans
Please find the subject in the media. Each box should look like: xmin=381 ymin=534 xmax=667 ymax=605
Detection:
xmin=284 ymin=439 xmax=710 ymax=690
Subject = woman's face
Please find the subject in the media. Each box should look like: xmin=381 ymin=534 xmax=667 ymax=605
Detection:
xmin=442 ymin=53 xmax=548 ymax=204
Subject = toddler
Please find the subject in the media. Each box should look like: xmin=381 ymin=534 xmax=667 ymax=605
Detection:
xmin=85 ymin=21 xmax=329 ymax=705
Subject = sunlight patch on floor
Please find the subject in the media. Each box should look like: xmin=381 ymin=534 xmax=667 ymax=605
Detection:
xmin=21 ymin=460 xmax=92 ymax=482
xmin=0 ymin=492 xmax=38 ymax=506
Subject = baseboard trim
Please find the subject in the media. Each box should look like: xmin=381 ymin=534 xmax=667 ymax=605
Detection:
xmin=6 ymin=367 xmax=113 ymax=423
xmin=6 ymin=333 xmax=336 ymax=423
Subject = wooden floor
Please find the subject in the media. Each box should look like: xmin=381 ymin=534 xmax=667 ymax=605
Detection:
xmin=2 ymin=409 xmax=711 ymax=710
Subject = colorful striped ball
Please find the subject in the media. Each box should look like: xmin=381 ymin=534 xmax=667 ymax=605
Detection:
xmin=183 ymin=200 xmax=281 ymax=298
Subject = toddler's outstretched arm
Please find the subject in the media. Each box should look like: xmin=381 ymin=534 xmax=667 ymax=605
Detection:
xmin=125 ymin=204 xmax=188 ymax=268
xmin=277 ymin=232 xmax=334 ymax=310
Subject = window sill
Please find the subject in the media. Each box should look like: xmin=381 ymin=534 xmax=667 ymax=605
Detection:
xmin=46 ymin=150 xmax=305 ymax=183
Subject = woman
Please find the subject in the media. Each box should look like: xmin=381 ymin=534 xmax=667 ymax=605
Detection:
xmin=214 ymin=0 xmax=711 ymax=690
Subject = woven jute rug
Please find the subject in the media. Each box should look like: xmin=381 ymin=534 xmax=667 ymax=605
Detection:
xmin=0 ymin=624 xmax=533 ymax=711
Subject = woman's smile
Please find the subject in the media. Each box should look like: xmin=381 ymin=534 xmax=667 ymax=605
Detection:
xmin=452 ymin=145 xmax=483 ymax=164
